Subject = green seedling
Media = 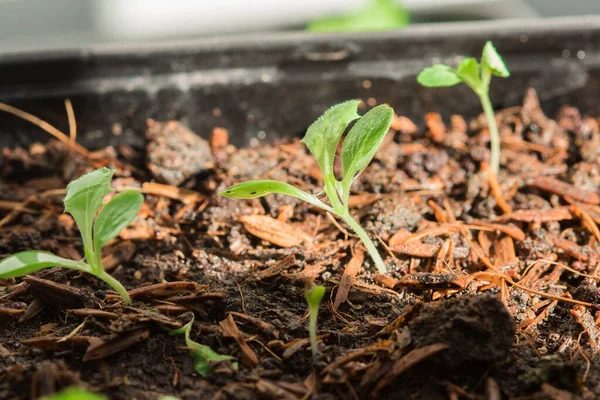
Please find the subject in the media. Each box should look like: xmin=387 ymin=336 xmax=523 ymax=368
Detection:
xmin=305 ymin=284 xmax=326 ymax=359
xmin=0 ymin=168 xmax=143 ymax=305
xmin=219 ymin=100 xmax=393 ymax=274
xmin=169 ymin=315 xmax=238 ymax=376
xmin=417 ymin=41 xmax=510 ymax=175
xmin=41 ymin=387 xmax=106 ymax=400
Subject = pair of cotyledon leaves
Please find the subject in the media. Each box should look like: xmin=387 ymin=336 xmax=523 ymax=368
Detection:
xmin=417 ymin=41 xmax=510 ymax=90
xmin=0 ymin=168 xmax=143 ymax=278
xmin=219 ymin=101 xmax=394 ymax=207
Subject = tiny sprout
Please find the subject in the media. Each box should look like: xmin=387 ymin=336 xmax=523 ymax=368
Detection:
xmin=169 ymin=314 xmax=237 ymax=376
xmin=305 ymin=284 xmax=326 ymax=359
xmin=417 ymin=41 xmax=510 ymax=175
xmin=0 ymin=168 xmax=143 ymax=304
xmin=219 ymin=100 xmax=393 ymax=274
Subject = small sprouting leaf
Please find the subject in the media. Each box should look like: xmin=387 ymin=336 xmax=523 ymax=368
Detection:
xmin=170 ymin=316 xmax=237 ymax=377
xmin=93 ymin=190 xmax=144 ymax=252
xmin=218 ymin=180 xmax=331 ymax=211
xmin=0 ymin=250 xmax=91 ymax=278
xmin=41 ymin=387 xmax=106 ymax=400
xmin=341 ymin=104 xmax=393 ymax=184
xmin=481 ymin=41 xmax=510 ymax=78
xmin=307 ymin=0 xmax=409 ymax=32
xmin=305 ymin=285 xmax=326 ymax=309
xmin=417 ymin=64 xmax=461 ymax=87
xmin=301 ymin=100 xmax=361 ymax=176
xmin=64 ymin=168 xmax=115 ymax=248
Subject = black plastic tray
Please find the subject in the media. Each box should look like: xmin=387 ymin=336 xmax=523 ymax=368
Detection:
xmin=0 ymin=16 xmax=599 ymax=152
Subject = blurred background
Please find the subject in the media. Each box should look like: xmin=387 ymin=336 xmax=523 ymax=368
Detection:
xmin=0 ymin=0 xmax=598 ymax=52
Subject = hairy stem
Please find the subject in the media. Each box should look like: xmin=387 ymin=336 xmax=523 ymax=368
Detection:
xmin=340 ymin=212 xmax=387 ymax=274
xmin=96 ymin=270 xmax=131 ymax=305
xmin=479 ymin=93 xmax=501 ymax=175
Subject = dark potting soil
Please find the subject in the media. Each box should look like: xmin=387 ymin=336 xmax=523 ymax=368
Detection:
xmin=2 ymin=88 xmax=600 ymax=399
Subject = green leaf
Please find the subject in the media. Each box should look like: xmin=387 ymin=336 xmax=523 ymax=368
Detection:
xmin=41 ymin=387 xmax=106 ymax=400
xmin=417 ymin=64 xmax=461 ymax=87
xmin=0 ymin=250 xmax=91 ymax=278
xmin=301 ymin=100 xmax=361 ymax=176
xmin=64 ymin=168 xmax=115 ymax=250
xmin=481 ymin=41 xmax=510 ymax=78
xmin=169 ymin=316 xmax=237 ymax=377
xmin=307 ymin=0 xmax=409 ymax=32
xmin=341 ymin=104 xmax=394 ymax=184
xmin=456 ymin=57 xmax=481 ymax=90
xmin=93 ymin=190 xmax=144 ymax=252
xmin=305 ymin=285 xmax=326 ymax=309
xmin=218 ymin=180 xmax=332 ymax=211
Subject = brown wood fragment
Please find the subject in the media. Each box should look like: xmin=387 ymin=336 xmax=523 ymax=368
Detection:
xmin=493 ymin=236 xmax=516 ymax=268
xmin=219 ymin=314 xmax=259 ymax=367
xmin=164 ymin=291 xmax=225 ymax=303
xmin=391 ymin=243 xmax=469 ymax=259
xmin=395 ymin=272 xmax=465 ymax=290
xmin=374 ymin=343 xmax=449 ymax=393
xmin=570 ymin=305 xmax=600 ymax=353
xmin=482 ymin=162 xmax=512 ymax=214
xmin=67 ymin=308 xmax=119 ymax=320
xmin=256 ymin=254 xmax=297 ymax=279
xmin=140 ymin=182 xmax=204 ymax=204
xmin=210 ymin=127 xmax=229 ymax=155
xmin=227 ymin=311 xmax=280 ymax=339
xmin=24 ymin=276 xmax=98 ymax=309
xmin=470 ymin=219 xmax=525 ymax=241
xmin=377 ymin=303 xmax=423 ymax=336
xmin=531 ymin=176 xmax=600 ymax=205
xmin=496 ymin=207 xmax=572 ymax=223
xmin=102 ymin=240 xmax=136 ymax=272
xmin=570 ymin=203 xmax=600 ymax=244
xmin=255 ymin=380 xmax=299 ymax=400
xmin=333 ymin=247 xmax=364 ymax=311
xmin=18 ymin=297 xmax=43 ymax=323
xmin=239 ymin=215 xmax=311 ymax=248
xmin=552 ymin=237 xmax=592 ymax=262
xmin=22 ymin=335 xmax=94 ymax=351
xmin=127 ymin=281 xmax=198 ymax=300
xmin=83 ymin=329 xmax=149 ymax=361
xmin=347 ymin=193 xmax=383 ymax=208
xmin=388 ymin=228 xmax=411 ymax=247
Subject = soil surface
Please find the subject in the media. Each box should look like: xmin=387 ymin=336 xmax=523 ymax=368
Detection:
xmin=2 ymin=89 xmax=600 ymax=399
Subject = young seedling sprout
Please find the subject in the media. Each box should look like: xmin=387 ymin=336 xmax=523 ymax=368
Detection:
xmin=304 ymin=283 xmax=326 ymax=359
xmin=417 ymin=41 xmax=510 ymax=175
xmin=0 ymin=168 xmax=143 ymax=305
xmin=219 ymin=100 xmax=393 ymax=274
xmin=169 ymin=314 xmax=237 ymax=376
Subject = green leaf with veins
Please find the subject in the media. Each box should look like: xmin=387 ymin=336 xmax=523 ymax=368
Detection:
xmin=0 ymin=250 xmax=91 ymax=278
xmin=341 ymin=104 xmax=393 ymax=185
xmin=64 ymin=168 xmax=114 ymax=250
xmin=93 ymin=190 xmax=144 ymax=252
xmin=218 ymin=180 xmax=332 ymax=211
xmin=301 ymin=100 xmax=361 ymax=176
xmin=170 ymin=316 xmax=237 ymax=377
xmin=417 ymin=64 xmax=461 ymax=87
xmin=481 ymin=41 xmax=510 ymax=77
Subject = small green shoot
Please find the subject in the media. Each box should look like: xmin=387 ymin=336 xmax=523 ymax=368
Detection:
xmin=169 ymin=315 xmax=238 ymax=376
xmin=417 ymin=41 xmax=510 ymax=175
xmin=41 ymin=387 xmax=106 ymax=400
xmin=219 ymin=100 xmax=393 ymax=274
xmin=305 ymin=284 xmax=326 ymax=359
xmin=0 ymin=168 xmax=143 ymax=305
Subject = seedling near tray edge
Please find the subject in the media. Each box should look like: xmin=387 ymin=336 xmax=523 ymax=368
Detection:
xmin=219 ymin=100 xmax=393 ymax=274
xmin=0 ymin=168 xmax=143 ymax=305
xmin=417 ymin=41 xmax=510 ymax=175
